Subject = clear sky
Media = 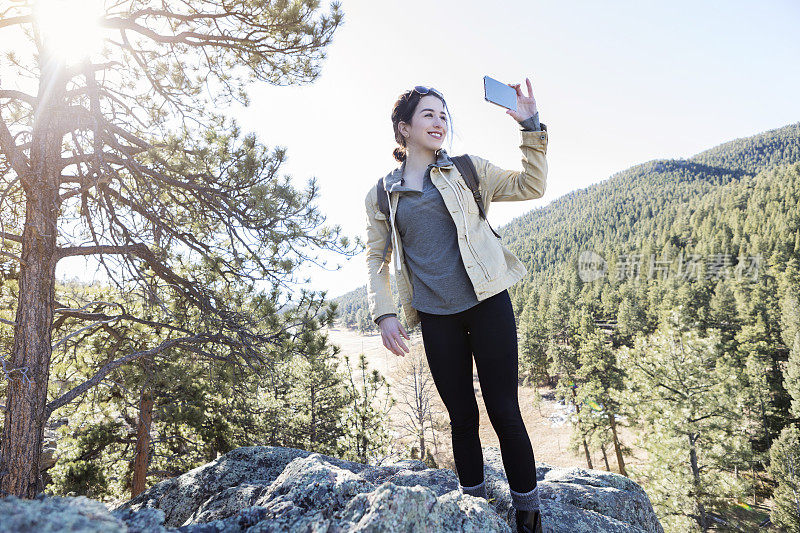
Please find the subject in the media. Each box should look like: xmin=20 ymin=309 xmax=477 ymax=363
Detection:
xmin=58 ymin=0 xmax=800 ymax=299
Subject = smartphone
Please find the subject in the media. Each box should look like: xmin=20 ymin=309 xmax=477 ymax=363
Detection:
xmin=484 ymin=75 xmax=517 ymax=112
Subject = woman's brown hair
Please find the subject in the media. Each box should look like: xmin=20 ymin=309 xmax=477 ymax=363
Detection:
xmin=390 ymin=87 xmax=454 ymax=162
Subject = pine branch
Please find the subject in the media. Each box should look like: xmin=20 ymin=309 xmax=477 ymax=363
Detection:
xmin=45 ymin=335 xmax=209 ymax=417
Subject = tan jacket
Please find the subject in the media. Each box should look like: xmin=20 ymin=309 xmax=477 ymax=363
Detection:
xmin=364 ymin=127 xmax=548 ymax=330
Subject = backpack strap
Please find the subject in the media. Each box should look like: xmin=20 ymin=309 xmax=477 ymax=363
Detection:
xmin=450 ymin=155 xmax=502 ymax=239
xmin=375 ymin=177 xmax=392 ymax=268
xmin=376 ymin=176 xmax=390 ymax=219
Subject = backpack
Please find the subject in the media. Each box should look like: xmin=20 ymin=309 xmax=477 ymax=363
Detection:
xmin=374 ymin=155 xmax=501 ymax=267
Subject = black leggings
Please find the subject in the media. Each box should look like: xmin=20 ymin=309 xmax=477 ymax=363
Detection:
xmin=418 ymin=289 xmax=537 ymax=493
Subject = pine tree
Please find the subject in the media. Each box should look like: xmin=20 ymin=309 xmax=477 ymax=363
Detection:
xmin=708 ymin=279 xmax=741 ymax=348
xmin=519 ymin=301 xmax=549 ymax=387
xmin=738 ymin=312 xmax=787 ymax=459
xmin=780 ymin=258 xmax=800 ymax=418
xmin=574 ymin=313 xmax=628 ymax=476
xmin=554 ymin=303 xmax=591 ymax=468
xmin=768 ymin=424 xmax=800 ymax=532
xmin=45 ymin=280 xmax=351 ymax=500
xmin=787 ymin=332 xmax=800 ymax=419
xmin=339 ymin=353 xmax=395 ymax=465
xmin=618 ymin=310 xmax=744 ymax=531
xmin=616 ymin=285 xmax=648 ymax=347
xmin=284 ymin=322 xmax=351 ymax=455
xmin=0 ymin=0 xmax=352 ymax=497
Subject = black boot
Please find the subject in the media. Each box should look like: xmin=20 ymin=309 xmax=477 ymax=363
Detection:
xmin=515 ymin=508 xmax=543 ymax=533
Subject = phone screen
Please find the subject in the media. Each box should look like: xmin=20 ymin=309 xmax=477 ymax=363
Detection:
xmin=484 ymin=76 xmax=517 ymax=112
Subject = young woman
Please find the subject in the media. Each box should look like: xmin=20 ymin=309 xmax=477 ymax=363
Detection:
xmin=364 ymin=79 xmax=548 ymax=533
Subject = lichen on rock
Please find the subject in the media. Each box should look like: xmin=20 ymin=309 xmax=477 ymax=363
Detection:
xmin=0 ymin=445 xmax=664 ymax=532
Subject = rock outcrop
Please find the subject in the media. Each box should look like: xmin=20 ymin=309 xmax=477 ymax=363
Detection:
xmin=0 ymin=445 xmax=664 ymax=532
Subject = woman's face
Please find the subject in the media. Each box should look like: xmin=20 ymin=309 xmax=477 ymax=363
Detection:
xmin=399 ymin=94 xmax=448 ymax=153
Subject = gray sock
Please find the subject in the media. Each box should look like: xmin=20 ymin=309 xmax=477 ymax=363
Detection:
xmin=460 ymin=479 xmax=487 ymax=499
xmin=510 ymin=484 xmax=541 ymax=511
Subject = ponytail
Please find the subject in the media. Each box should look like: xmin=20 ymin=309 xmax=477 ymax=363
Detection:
xmin=392 ymin=146 xmax=407 ymax=162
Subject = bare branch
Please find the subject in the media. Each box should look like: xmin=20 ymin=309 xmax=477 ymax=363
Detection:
xmin=0 ymin=231 xmax=22 ymax=244
xmin=64 ymin=60 xmax=124 ymax=80
xmin=45 ymin=335 xmax=208 ymax=417
xmin=51 ymin=316 xmax=119 ymax=351
xmin=55 ymin=241 xmax=212 ymax=313
xmin=0 ymin=15 xmax=33 ymax=30
xmin=0 ymin=90 xmax=37 ymax=106
xmin=0 ymin=115 xmax=31 ymax=183
xmin=56 ymin=243 xmax=148 ymax=259
xmin=0 ymin=250 xmax=21 ymax=262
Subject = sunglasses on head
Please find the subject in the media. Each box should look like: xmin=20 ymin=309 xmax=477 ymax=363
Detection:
xmin=413 ymin=85 xmax=444 ymax=99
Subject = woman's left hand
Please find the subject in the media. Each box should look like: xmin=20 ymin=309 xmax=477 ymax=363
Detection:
xmin=505 ymin=77 xmax=538 ymax=122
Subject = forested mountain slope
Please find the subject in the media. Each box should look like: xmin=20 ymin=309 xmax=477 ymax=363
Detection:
xmin=504 ymin=122 xmax=800 ymax=286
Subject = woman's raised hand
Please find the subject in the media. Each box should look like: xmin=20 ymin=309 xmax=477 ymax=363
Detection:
xmin=379 ymin=316 xmax=410 ymax=357
xmin=505 ymin=77 xmax=538 ymax=122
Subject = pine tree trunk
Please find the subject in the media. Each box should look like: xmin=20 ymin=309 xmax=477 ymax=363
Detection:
xmin=418 ymin=398 xmax=427 ymax=459
xmin=577 ymin=406 xmax=593 ymax=469
xmin=582 ymin=435 xmax=593 ymax=469
xmin=688 ymin=432 xmax=709 ymax=531
xmin=601 ymin=443 xmax=610 ymax=471
xmin=0 ymin=53 xmax=65 ymax=498
xmin=310 ymin=385 xmax=317 ymax=445
xmin=429 ymin=412 xmax=440 ymax=453
xmin=131 ymin=389 xmax=154 ymax=498
xmin=608 ymin=412 xmax=628 ymax=476
xmin=571 ymin=389 xmax=593 ymax=469
xmin=758 ymin=381 xmax=772 ymax=451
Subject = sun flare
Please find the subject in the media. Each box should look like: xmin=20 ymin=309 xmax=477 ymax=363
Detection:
xmin=33 ymin=0 xmax=105 ymax=65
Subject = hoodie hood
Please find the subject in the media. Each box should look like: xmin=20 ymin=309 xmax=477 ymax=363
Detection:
xmin=379 ymin=148 xmax=454 ymax=273
xmin=382 ymin=148 xmax=454 ymax=193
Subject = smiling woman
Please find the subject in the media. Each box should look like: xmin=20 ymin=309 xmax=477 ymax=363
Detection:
xmin=33 ymin=0 xmax=105 ymax=64
xmin=364 ymin=80 xmax=547 ymax=533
